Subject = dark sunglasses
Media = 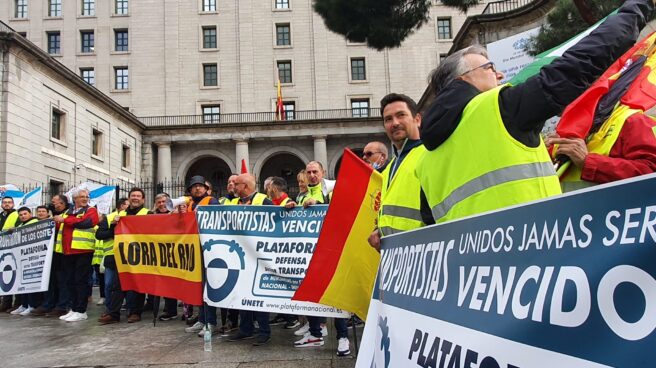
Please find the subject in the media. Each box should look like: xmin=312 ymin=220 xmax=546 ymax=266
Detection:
xmin=363 ymin=151 xmax=381 ymax=158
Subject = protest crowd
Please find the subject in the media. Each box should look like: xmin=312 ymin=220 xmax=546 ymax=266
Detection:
xmin=1 ymin=0 xmax=656 ymax=364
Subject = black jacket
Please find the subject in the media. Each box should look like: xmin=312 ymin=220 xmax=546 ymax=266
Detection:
xmin=421 ymin=0 xmax=654 ymax=150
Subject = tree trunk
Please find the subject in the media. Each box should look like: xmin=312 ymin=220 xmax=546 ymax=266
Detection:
xmin=573 ymin=0 xmax=597 ymax=25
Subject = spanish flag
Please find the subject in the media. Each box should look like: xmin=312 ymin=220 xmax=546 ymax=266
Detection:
xmin=115 ymin=212 xmax=203 ymax=305
xmin=293 ymin=149 xmax=381 ymax=319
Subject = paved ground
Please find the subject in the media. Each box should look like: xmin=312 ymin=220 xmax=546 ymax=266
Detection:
xmin=0 ymin=288 xmax=362 ymax=368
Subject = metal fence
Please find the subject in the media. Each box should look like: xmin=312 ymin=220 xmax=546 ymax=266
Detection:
xmin=138 ymin=108 xmax=381 ymax=128
xmin=17 ymin=178 xmax=300 ymax=210
xmin=482 ymin=0 xmax=534 ymax=15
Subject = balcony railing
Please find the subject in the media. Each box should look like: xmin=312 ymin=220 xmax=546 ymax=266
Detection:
xmin=138 ymin=108 xmax=381 ymax=128
xmin=482 ymin=0 xmax=534 ymax=14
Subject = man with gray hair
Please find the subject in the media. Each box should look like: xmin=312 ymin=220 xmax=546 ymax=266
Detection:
xmin=417 ymin=0 xmax=655 ymax=224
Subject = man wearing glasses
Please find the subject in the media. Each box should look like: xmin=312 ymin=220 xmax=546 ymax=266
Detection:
xmin=417 ymin=0 xmax=655 ymax=224
xmin=362 ymin=141 xmax=389 ymax=172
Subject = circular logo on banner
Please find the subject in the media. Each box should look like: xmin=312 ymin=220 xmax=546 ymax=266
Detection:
xmin=203 ymin=239 xmax=246 ymax=303
xmin=0 ymin=253 xmax=18 ymax=293
xmin=371 ymin=315 xmax=391 ymax=368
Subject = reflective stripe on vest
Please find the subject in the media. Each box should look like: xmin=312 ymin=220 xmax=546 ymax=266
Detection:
xmin=558 ymin=104 xmax=639 ymax=191
xmin=379 ymin=145 xmax=426 ymax=237
xmin=54 ymin=210 xmax=97 ymax=253
xmin=417 ymin=85 xmax=561 ymax=224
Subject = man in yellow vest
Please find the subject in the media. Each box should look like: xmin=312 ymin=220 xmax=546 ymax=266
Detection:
xmin=0 ymin=196 xmax=20 ymax=312
xmin=418 ymin=0 xmax=655 ymax=224
xmin=97 ymin=189 xmax=149 ymax=324
xmin=54 ymin=188 xmax=99 ymax=322
xmin=219 ymin=174 xmax=239 ymax=205
xmin=368 ymin=93 xmax=431 ymax=252
xmin=546 ymin=109 xmax=656 ymax=192
xmin=362 ymin=141 xmax=389 ymax=172
xmin=227 ymin=173 xmax=273 ymax=346
xmin=266 ymin=176 xmax=293 ymax=207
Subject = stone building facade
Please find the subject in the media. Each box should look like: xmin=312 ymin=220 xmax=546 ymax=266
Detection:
xmin=1 ymin=0 xmax=501 ymax=196
xmin=0 ymin=28 xmax=144 ymax=194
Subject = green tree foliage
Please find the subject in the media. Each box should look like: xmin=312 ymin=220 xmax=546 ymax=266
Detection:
xmin=526 ymin=0 xmax=623 ymax=56
xmin=313 ymin=0 xmax=481 ymax=50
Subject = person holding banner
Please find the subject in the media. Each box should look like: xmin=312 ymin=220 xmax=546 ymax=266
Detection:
xmin=33 ymin=195 xmax=70 ymax=318
xmin=97 ymin=190 xmax=149 ymax=324
xmin=288 ymin=162 xmax=351 ymax=356
xmin=226 ymin=173 xmax=273 ymax=346
xmin=10 ymin=207 xmax=42 ymax=316
xmin=417 ymin=0 xmax=656 ymax=224
xmin=0 ymin=196 xmax=21 ymax=312
xmin=54 ymin=188 xmax=99 ymax=322
xmin=185 ymin=176 xmax=222 ymax=336
xmin=368 ymin=94 xmax=431 ymax=252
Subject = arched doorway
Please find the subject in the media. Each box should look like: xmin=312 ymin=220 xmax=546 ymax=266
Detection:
xmin=334 ymin=147 xmax=365 ymax=178
xmin=259 ymin=153 xmax=305 ymax=199
xmin=185 ymin=156 xmax=232 ymax=198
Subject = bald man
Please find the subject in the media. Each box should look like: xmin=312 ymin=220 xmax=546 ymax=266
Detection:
xmin=362 ymin=141 xmax=389 ymax=172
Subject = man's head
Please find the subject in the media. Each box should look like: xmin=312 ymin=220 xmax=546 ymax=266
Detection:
xmin=297 ymin=170 xmax=308 ymax=193
xmin=154 ymin=193 xmax=170 ymax=213
xmin=362 ymin=141 xmax=388 ymax=168
xmin=306 ymin=161 xmax=325 ymax=186
xmin=226 ymin=174 xmax=238 ymax=195
xmin=128 ymin=187 xmax=145 ymax=209
xmin=17 ymin=207 xmax=32 ymax=222
xmin=234 ymin=173 xmax=256 ymax=198
xmin=1 ymin=197 xmax=14 ymax=212
xmin=187 ymin=175 xmax=208 ymax=198
xmin=50 ymin=194 xmax=68 ymax=213
xmin=36 ymin=205 xmax=49 ymax=220
xmin=380 ymin=93 xmax=421 ymax=149
xmin=72 ymin=189 xmax=90 ymax=208
xmin=263 ymin=177 xmax=274 ymax=195
xmin=267 ymin=177 xmax=287 ymax=199
xmin=116 ymin=197 xmax=129 ymax=212
xmin=429 ymin=45 xmax=503 ymax=95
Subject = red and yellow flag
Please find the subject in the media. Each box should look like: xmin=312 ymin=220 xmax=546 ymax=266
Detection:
xmin=275 ymin=72 xmax=286 ymax=121
xmin=293 ymin=149 xmax=381 ymax=319
xmin=115 ymin=212 xmax=203 ymax=305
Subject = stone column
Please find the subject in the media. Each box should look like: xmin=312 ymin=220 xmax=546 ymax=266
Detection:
xmin=235 ymin=139 xmax=249 ymax=173
xmin=156 ymin=142 xmax=172 ymax=183
xmin=313 ymin=135 xmax=328 ymax=169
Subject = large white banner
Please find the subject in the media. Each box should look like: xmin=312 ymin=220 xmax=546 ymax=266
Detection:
xmin=0 ymin=220 xmax=56 ymax=296
xmin=488 ymin=28 xmax=540 ymax=84
xmin=197 ymin=205 xmax=349 ymax=318
xmin=357 ymin=174 xmax=656 ymax=368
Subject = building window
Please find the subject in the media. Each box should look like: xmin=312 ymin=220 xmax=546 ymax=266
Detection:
xmin=47 ymin=31 xmax=61 ymax=54
xmin=203 ymin=63 xmax=218 ymax=87
xmin=277 ymin=60 xmax=292 ymax=84
xmin=350 ymin=58 xmax=366 ymax=81
xmin=49 ymin=179 xmax=64 ymax=197
xmin=202 ymin=26 xmax=217 ymax=49
xmin=115 ymin=0 xmax=128 ymax=15
xmin=115 ymin=29 xmax=128 ymax=51
xmin=51 ymin=109 xmax=64 ymax=140
xmin=283 ymin=101 xmax=295 ymax=120
xmin=351 ymin=99 xmax=370 ymax=118
xmin=114 ymin=66 xmax=128 ymax=90
xmin=121 ymin=145 xmax=130 ymax=169
xmin=15 ymin=0 xmax=27 ymax=18
xmin=80 ymin=31 xmax=94 ymax=53
xmin=202 ymin=105 xmax=221 ymax=124
xmin=437 ymin=18 xmax=452 ymax=40
xmin=276 ymin=24 xmax=291 ymax=46
xmin=80 ymin=68 xmax=95 ymax=85
xmin=202 ymin=0 xmax=216 ymax=12
xmin=82 ymin=0 xmax=95 ymax=16
xmin=275 ymin=0 xmax=289 ymax=9
xmin=92 ymin=129 xmax=103 ymax=157
xmin=49 ymin=0 xmax=62 ymax=17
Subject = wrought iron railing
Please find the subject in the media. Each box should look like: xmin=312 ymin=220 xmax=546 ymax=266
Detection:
xmin=138 ymin=108 xmax=381 ymax=128
xmin=482 ymin=0 xmax=534 ymax=14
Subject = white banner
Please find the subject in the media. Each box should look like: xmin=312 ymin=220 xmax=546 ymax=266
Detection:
xmin=66 ymin=182 xmax=116 ymax=215
xmin=0 ymin=220 xmax=56 ymax=296
xmin=198 ymin=205 xmax=349 ymax=318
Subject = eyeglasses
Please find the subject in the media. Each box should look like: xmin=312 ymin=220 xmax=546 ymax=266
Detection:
xmin=363 ymin=151 xmax=381 ymax=158
xmin=461 ymin=61 xmax=496 ymax=76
